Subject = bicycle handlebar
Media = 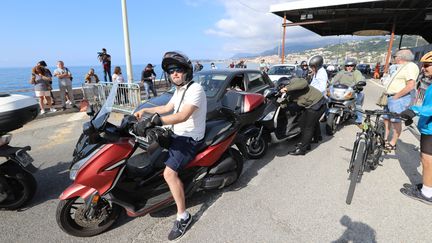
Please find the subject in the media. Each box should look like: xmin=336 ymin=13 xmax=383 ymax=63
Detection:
xmin=355 ymin=109 xmax=404 ymax=120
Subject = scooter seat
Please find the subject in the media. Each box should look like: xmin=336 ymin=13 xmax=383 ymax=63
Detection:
xmin=196 ymin=119 xmax=232 ymax=152
xmin=126 ymin=147 xmax=167 ymax=178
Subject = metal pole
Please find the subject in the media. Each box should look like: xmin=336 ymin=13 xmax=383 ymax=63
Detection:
xmin=121 ymin=0 xmax=133 ymax=83
xmin=281 ymin=13 xmax=286 ymax=64
xmin=383 ymin=20 xmax=396 ymax=75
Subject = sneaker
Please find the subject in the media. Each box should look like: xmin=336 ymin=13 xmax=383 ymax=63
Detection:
xmin=50 ymin=108 xmax=57 ymax=112
xmin=40 ymin=109 xmax=46 ymax=115
xmin=167 ymin=213 xmax=192 ymax=241
xmin=66 ymin=100 xmax=72 ymax=105
xmin=400 ymin=187 xmax=432 ymax=205
xmin=403 ymin=183 xmax=423 ymax=190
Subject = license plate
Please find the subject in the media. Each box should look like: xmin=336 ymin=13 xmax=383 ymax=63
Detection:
xmin=15 ymin=150 xmax=34 ymax=167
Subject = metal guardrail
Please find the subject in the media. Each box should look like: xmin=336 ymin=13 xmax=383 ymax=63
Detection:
xmin=82 ymin=82 xmax=141 ymax=114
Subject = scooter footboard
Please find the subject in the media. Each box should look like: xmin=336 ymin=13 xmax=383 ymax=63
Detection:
xmin=59 ymin=184 xmax=97 ymax=200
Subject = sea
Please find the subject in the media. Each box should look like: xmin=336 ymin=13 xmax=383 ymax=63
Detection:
xmin=0 ymin=62 xmax=259 ymax=96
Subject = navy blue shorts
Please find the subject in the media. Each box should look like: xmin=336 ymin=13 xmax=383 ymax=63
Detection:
xmin=165 ymin=134 xmax=201 ymax=172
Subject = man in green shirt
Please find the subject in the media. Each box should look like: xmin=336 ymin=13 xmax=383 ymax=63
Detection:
xmin=331 ymin=58 xmax=365 ymax=125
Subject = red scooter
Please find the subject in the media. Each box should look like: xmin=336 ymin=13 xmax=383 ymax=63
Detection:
xmin=56 ymin=83 xmax=264 ymax=237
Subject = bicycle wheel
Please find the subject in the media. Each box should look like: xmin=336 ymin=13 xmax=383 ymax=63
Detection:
xmin=346 ymin=140 xmax=366 ymax=205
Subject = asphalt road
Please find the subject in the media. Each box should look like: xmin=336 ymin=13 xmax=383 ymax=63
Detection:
xmin=1 ymin=80 xmax=429 ymax=243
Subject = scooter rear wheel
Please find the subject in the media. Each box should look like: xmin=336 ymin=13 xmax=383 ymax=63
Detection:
xmin=0 ymin=163 xmax=37 ymax=210
xmin=56 ymin=197 xmax=121 ymax=237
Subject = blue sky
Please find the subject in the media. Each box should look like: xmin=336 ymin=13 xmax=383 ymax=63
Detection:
xmin=1 ymin=0 xmax=361 ymax=68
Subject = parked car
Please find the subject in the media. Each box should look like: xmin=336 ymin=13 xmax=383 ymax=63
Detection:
xmin=357 ymin=64 xmax=371 ymax=75
xmin=134 ymin=69 xmax=274 ymax=119
xmin=267 ymin=64 xmax=297 ymax=83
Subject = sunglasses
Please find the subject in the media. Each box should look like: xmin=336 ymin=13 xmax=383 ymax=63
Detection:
xmin=423 ymin=63 xmax=432 ymax=68
xmin=167 ymin=67 xmax=185 ymax=74
xmin=345 ymin=65 xmax=355 ymax=67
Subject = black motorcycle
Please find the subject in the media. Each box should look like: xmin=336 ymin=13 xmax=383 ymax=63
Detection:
xmin=0 ymin=93 xmax=39 ymax=210
xmin=239 ymin=87 xmax=302 ymax=159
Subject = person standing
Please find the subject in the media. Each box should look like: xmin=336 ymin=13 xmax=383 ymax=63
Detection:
xmin=112 ymin=66 xmax=125 ymax=83
xmin=193 ymin=61 xmax=203 ymax=72
xmin=296 ymin=60 xmax=310 ymax=80
xmin=84 ymin=68 xmax=100 ymax=83
xmin=37 ymin=60 xmax=55 ymax=105
xmin=400 ymin=51 xmax=432 ymax=204
xmin=210 ymin=62 xmax=217 ymax=69
xmin=259 ymin=59 xmax=269 ymax=73
xmin=280 ymin=78 xmax=327 ymax=155
xmin=98 ymin=48 xmax=112 ymax=82
xmin=54 ymin=61 xmax=77 ymax=111
xmin=308 ymin=55 xmax=328 ymax=95
xmin=373 ymin=62 xmax=381 ymax=79
xmin=134 ymin=51 xmax=206 ymax=240
xmin=141 ymin=63 xmax=158 ymax=99
xmin=30 ymin=66 xmax=56 ymax=115
xmin=383 ymin=49 xmax=419 ymax=151
xmin=331 ymin=58 xmax=365 ymax=126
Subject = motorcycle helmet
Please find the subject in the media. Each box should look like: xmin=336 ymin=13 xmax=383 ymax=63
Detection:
xmin=344 ymin=58 xmax=357 ymax=67
xmin=420 ymin=51 xmax=432 ymax=63
xmin=161 ymin=51 xmax=193 ymax=85
xmin=308 ymin=55 xmax=323 ymax=69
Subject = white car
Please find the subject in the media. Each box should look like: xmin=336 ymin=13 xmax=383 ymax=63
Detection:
xmin=267 ymin=64 xmax=297 ymax=83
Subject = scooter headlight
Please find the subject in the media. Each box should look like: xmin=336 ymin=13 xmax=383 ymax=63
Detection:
xmin=69 ymin=158 xmax=88 ymax=180
xmin=262 ymin=111 xmax=275 ymax=121
xmin=69 ymin=147 xmax=101 ymax=180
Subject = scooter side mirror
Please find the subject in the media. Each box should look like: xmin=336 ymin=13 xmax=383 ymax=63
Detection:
xmin=356 ymin=81 xmax=367 ymax=86
xmin=263 ymin=88 xmax=278 ymax=98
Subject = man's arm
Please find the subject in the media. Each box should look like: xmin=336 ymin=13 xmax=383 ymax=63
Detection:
xmin=159 ymin=104 xmax=198 ymax=125
xmin=394 ymin=79 xmax=415 ymax=99
xmin=134 ymin=102 xmax=174 ymax=119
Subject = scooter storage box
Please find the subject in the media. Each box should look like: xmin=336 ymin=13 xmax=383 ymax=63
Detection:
xmin=221 ymin=91 xmax=265 ymax=125
xmin=0 ymin=94 xmax=39 ymax=134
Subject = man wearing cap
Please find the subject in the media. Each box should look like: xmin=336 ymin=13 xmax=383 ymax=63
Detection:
xmin=98 ymin=48 xmax=112 ymax=82
xmin=141 ymin=63 xmax=158 ymax=99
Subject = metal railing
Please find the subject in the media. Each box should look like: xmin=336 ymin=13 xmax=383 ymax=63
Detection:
xmin=82 ymin=82 xmax=141 ymax=114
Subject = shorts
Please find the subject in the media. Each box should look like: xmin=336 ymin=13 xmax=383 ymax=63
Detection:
xmin=421 ymin=134 xmax=432 ymax=155
xmin=383 ymin=95 xmax=411 ymax=122
xmin=165 ymin=134 xmax=201 ymax=172
xmin=35 ymin=91 xmax=50 ymax=97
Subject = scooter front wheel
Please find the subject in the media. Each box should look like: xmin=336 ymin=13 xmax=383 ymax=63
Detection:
xmin=0 ymin=163 xmax=37 ymax=210
xmin=326 ymin=113 xmax=338 ymax=135
xmin=56 ymin=197 xmax=121 ymax=237
xmin=245 ymin=134 xmax=268 ymax=159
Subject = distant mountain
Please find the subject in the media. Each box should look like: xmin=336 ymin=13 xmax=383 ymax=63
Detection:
xmin=232 ymin=35 xmax=428 ymax=60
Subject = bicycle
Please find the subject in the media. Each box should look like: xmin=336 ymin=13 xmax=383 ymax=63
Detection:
xmin=345 ymin=109 xmax=400 ymax=205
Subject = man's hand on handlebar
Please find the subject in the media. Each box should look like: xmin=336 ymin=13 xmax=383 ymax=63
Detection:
xmin=133 ymin=113 xmax=163 ymax=136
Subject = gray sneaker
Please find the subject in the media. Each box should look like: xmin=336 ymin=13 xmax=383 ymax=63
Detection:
xmin=402 ymin=183 xmax=422 ymax=191
xmin=400 ymin=187 xmax=432 ymax=205
xmin=168 ymin=213 xmax=192 ymax=241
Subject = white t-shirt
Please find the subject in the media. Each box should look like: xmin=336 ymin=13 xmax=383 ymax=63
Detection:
xmin=168 ymin=82 xmax=207 ymax=141
xmin=112 ymin=74 xmax=125 ymax=83
xmin=310 ymin=67 xmax=328 ymax=94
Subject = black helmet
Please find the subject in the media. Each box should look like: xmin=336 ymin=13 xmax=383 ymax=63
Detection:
xmin=308 ymin=55 xmax=323 ymax=69
xmin=162 ymin=51 xmax=193 ymax=83
xmin=344 ymin=58 xmax=357 ymax=66
xmin=300 ymin=60 xmax=307 ymax=66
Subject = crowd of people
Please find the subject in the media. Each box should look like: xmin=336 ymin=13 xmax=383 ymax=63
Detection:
xmin=27 ymin=47 xmax=432 ymax=240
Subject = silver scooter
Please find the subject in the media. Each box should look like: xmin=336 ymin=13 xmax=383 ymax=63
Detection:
xmin=325 ymin=81 xmax=366 ymax=135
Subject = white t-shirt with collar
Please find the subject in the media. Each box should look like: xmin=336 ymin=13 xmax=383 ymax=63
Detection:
xmin=168 ymin=82 xmax=207 ymax=141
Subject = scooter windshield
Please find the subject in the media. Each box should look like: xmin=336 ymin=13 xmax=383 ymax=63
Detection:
xmin=92 ymin=82 xmax=118 ymax=130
